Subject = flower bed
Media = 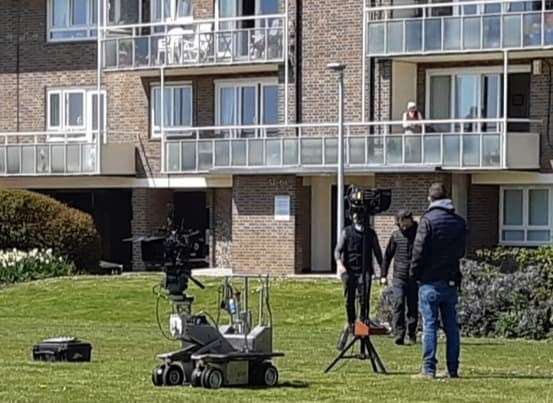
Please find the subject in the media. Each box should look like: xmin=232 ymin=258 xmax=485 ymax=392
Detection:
xmin=0 ymin=248 xmax=74 ymax=285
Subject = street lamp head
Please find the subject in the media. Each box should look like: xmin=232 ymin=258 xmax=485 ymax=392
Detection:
xmin=327 ymin=62 xmax=346 ymax=72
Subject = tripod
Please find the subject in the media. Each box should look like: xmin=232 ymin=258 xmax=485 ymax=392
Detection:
xmin=325 ymin=213 xmax=386 ymax=374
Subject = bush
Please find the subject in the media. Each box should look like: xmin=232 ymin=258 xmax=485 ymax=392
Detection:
xmin=0 ymin=189 xmax=101 ymax=272
xmin=458 ymin=259 xmax=553 ymax=340
xmin=0 ymin=248 xmax=74 ymax=285
xmin=376 ymin=247 xmax=553 ymax=340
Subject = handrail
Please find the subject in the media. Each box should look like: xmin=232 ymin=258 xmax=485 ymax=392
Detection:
xmin=365 ymin=0 xmax=549 ymax=13
xmin=158 ymin=118 xmax=538 ymax=138
xmin=102 ymin=14 xmax=286 ymax=32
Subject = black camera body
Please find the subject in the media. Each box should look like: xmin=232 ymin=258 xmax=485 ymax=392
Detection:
xmin=346 ymin=186 xmax=392 ymax=219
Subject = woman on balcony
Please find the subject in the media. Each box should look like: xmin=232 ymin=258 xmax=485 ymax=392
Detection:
xmin=402 ymin=101 xmax=424 ymax=134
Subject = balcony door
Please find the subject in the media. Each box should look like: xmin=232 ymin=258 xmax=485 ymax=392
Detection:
xmin=217 ymin=0 xmax=279 ymax=58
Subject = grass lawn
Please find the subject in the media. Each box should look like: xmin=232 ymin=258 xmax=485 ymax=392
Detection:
xmin=1 ymin=275 xmax=552 ymax=402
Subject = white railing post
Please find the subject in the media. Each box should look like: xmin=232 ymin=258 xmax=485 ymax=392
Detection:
xmin=503 ymin=49 xmax=509 ymax=168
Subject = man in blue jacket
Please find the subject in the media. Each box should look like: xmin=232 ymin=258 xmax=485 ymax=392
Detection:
xmin=410 ymin=183 xmax=467 ymax=379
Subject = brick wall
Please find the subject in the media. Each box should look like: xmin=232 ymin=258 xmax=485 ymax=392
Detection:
xmin=373 ymin=173 xmax=453 ymax=260
xmin=231 ymin=174 xmax=304 ymax=274
xmin=467 ymin=184 xmax=499 ymax=251
xmin=131 ymin=188 xmax=174 ymax=271
xmin=295 ymin=177 xmax=310 ymax=273
xmin=300 ymin=0 xmax=364 ymax=123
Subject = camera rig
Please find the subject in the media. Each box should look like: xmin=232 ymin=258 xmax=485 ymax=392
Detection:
xmin=127 ymin=214 xmax=283 ymax=389
xmin=325 ymin=185 xmax=391 ymax=374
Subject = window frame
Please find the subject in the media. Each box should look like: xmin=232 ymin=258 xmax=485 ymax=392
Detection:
xmin=46 ymin=87 xmax=107 ymax=142
xmin=214 ymin=77 xmax=280 ymax=137
xmin=499 ymin=186 xmax=553 ymax=246
xmin=150 ymin=82 xmax=194 ymax=139
xmin=425 ymin=65 xmax=530 ymax=133
xmin=47 ymin=0 xmax=99 ymax=43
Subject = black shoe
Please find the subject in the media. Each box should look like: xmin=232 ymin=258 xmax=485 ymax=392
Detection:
xmin=394 ymin=337 xmax=404 ymax=346
xmin=337 ymin=325 xmax=352 ymax=351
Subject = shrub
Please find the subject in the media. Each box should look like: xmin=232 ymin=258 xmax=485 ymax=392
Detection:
xmin=458 ymin=259 xmax=553 ymax=340
xmin=376 ymin=247 xmax=553 ymax=340
xmin=0 ymin=189 xmax=101 ymax=271
xmin=0 ymin=248 xmax=74 ymax=285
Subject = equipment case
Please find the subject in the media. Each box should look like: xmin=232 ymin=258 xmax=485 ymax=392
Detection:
xmin=32 ymin=337 xmax=92 ymax=362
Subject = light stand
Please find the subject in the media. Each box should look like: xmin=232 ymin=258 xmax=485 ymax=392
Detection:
xmin=324 ymin=210 xmax=386 ymax=374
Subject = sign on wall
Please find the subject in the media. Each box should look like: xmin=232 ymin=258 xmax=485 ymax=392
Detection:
xmin=274 ymin=195 xmax=290 ymax=221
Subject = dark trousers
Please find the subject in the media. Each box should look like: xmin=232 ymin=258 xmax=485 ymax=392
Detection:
xmin=392 ymin=279 xmax=419 ymax=339
xmin=341 ymin=271 xmax=370 ymax=325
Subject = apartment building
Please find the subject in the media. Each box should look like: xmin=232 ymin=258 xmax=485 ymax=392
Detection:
xmin=0 ymin=0 xmax=550 ymax=273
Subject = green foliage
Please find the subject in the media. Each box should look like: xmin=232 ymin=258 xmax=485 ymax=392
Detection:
xmin=0 ymin=249 xmax=74 ymax=285
xmin=0 ymin=189 xmax=101 ymax=271
xmin=459 ymin=246 xmax=553 ymax=340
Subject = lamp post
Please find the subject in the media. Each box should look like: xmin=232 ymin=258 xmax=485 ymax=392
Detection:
xmin=327 ymin=62 xmax=346 ymax=240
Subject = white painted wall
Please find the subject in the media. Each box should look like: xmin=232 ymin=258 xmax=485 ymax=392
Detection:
xmin=392 ymin=61 xmax=418 ymax=125
xmin=452 ymin=173 xmax=469 ymax=219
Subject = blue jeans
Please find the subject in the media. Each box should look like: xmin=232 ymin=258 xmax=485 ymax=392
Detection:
xmin=419 ymin=281 xmax=460 ymax=376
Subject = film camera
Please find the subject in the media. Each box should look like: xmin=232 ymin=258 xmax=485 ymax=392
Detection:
xmin=345 ymin=186 xmax=392 ymax=220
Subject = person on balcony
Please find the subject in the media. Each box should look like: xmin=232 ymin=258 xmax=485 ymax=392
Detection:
xmin=381 ymin=210 xmax=419 ymax=346
xmin=402 ymin=101 xmax=424 ymax=134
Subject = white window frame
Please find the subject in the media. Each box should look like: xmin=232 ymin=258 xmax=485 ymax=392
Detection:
xmin=150 ymin=82 xmax=194 ymax=139
xmin=425 ymin=65 xmax=530 ymax=133
xmin=214 ymin=77 xmax=280 ymax=137
xmin=47 ymin=0 xmax=99 ymax=43
xmin=47 ymin=88 xmax=107 ymax=142
xmin=499 ymin=186 xmax=553 ymax=246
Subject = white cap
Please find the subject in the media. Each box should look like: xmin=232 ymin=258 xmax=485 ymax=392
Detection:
xmin=407 ymin=101 xmax=417 ymax=110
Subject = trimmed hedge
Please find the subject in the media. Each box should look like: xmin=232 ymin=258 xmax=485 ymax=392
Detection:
xmin=0 ymin=189 xmax=101 ymax=271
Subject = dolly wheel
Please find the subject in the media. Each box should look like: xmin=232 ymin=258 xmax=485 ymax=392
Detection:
xmin=261 ymin=363 xmax=279 ymax=387
xmin=191 ymin=368 xmax=203 ymax=387
xmin=152 ymin=365 xmax=165 ymax=387
xmin=163 ymin=364 xmax=185 ymax=386
xmin=206 ymin=368 xmax=224 ymax=389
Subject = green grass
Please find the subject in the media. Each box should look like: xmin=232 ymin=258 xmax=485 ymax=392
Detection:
xmin=1 ymin=275 xmax=553 ymax=402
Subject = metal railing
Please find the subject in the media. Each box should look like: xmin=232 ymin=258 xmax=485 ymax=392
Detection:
xmin=366 ymin=0 xmax=553 ymax=56
xmin=0 ymin=131 xmax=100 ymax=176
xmin=101 ymin=15 xmax=285 ymax=71
xmin=161 ymin=118 xmax=537 ymax=173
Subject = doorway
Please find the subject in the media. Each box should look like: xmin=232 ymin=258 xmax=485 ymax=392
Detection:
xmin=173 ymin=191 xmax=209 ymax=266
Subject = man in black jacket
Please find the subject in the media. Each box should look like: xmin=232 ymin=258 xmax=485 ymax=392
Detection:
xmin=334 ymin=211 xmax=383 ymax=350
xmin=410 ymin=183 xmax=466 ymax=379
xmin=381 ymin=210 xmax=418 ymax=346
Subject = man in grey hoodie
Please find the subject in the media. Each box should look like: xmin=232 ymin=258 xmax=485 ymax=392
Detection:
xmin=410 ymin=183 xmax=467 ymax=379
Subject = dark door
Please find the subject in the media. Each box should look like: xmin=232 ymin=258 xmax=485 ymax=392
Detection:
xmin=508 ymin=73 xmax=531 ymax=132
xmin=173 ymin=192 xmax=209 ymax=265
xmin=330 ymin=185 xmax=351 ymax=273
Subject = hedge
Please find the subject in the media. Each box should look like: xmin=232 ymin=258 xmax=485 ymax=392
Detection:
xmin=377 ymin=247 xmax=553 ymax=340
xmin=0 ymin=189 xmax=101 ymax=271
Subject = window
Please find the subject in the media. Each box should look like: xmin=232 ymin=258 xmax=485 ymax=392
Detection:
xmin=151 ymin=84 xmax=193 ymax=138
xmin=500 ymin=187 xmax=552 ymax=245
xmin=48 ymin=0 xmax=100 ymax=41
xmin=151 ymin=0 xmax=192 ymax=22
xmin=426 ymin=67 xmax=531 ymax=133
xmin=215 ymin=79 xmax=280 ymax=137
xmin=47 ymin=88 xmax=106 ymax=141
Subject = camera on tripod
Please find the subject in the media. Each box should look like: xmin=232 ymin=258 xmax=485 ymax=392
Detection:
xmin=345 ymin=186 xmax=392 ymax=220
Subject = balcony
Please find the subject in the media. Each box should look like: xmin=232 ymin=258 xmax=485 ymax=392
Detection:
xmin=160 ymin=120 xmax=540 ymax=174
xmin=0 ymin=132 xmax=135 ymax=176
xmin=101 ymin=15 xmax=285 ymax=72
xmin=366 ymin=0 xmax=553 ymax=57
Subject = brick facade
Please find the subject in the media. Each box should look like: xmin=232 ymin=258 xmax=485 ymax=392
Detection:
xmin=373 ymin=173 xmax=453 ymax=257
xmin=467 ymin=184 xmax=500 ymax=251
xmin=213 ymin=188 xmax=233 ymax=268
xmin=231 ymin=175 xmax=306 ymax=274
